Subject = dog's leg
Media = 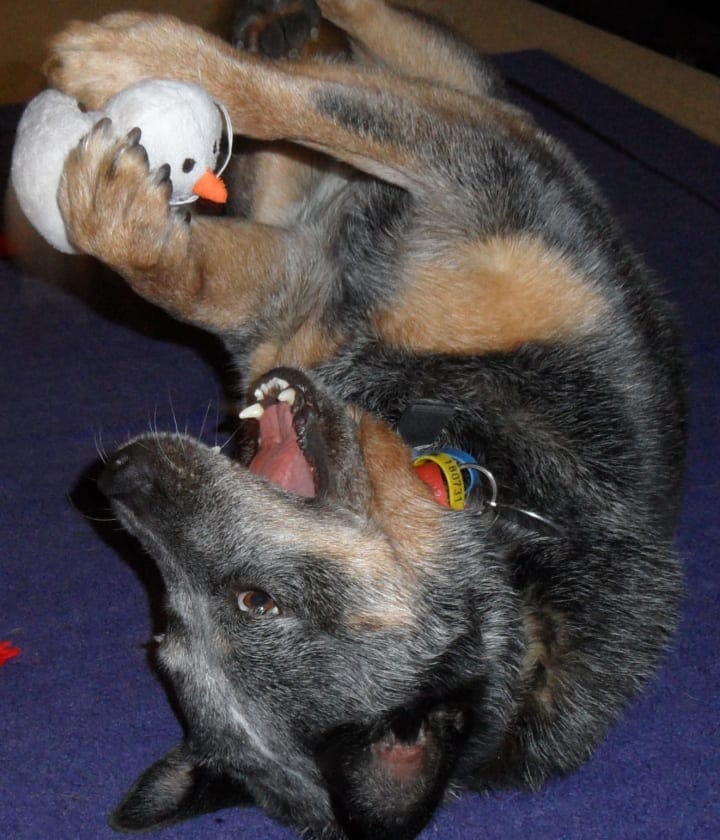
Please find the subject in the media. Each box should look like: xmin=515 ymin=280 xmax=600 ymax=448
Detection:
xmin=50 ymin=8 xmax=535 ymax=349
xmin=227 ymin=1 xmax=350 ymax=226
xmin=57 ymin=119 xmax=316 ymax=333
xmin=230 ymin=0 xmax=492 ymax=97
xmin=319 ymin=0 xmax=498 ymax=95
xmin=230 ymin=0 xmax=493 ymax=226
xmin=48 ymin=11 xmax=530 ymax=196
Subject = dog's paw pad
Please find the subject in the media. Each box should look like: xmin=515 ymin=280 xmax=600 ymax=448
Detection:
xmin=231 ymin=0 xmax=321 ymax=58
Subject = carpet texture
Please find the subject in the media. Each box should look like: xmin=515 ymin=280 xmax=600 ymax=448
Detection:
xmin=1 ymin=51 xmax=718 ymax=839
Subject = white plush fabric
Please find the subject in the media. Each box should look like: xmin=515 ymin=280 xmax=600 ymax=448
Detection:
xmin=11 ymin=80 xmax=224 ymax=254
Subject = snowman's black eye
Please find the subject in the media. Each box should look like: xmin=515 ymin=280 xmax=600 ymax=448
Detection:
xmin=182 ymin=158 xmax=196 ymax=173
xmin=213 ymin=141 xmax=218 ymax=155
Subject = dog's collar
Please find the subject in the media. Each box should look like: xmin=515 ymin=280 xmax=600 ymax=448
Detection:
xmin=397 ymin=399 xmax=457 ymax=449
xmin=399 ymin=400 xmax=565 ymax=538
xmin=412 ymin=447 xmax=481 ymax=509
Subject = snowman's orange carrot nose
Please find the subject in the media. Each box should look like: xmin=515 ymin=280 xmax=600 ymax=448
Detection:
xmin=193 ymin=169 xmax=228 ymax=203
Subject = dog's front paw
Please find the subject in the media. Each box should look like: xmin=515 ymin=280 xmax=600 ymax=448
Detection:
xmin=45 ymin=13 xmax=216 ymax=110
xmin=58 ymin=119 xmax=189 ymax=273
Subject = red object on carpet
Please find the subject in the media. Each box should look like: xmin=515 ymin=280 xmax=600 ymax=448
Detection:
xmin=0 ymin=641 xmax=21 ymax=666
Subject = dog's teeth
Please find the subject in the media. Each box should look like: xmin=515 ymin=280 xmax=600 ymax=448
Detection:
xmin=153 ymin=634 xmax=165 ymax=644
xmin=254 ymin=377 xmax=290 ymax=401
xmin=277 ymin=387 xmax=296 ymax=405
xmin=239 ymin=403 xmax=265 ymax=420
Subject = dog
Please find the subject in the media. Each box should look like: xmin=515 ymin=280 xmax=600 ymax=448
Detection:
xmin=45 ymin=1 xmax=687 ymax=837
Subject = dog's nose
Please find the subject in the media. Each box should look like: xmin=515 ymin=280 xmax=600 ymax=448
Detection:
xmin=98 ymin=443 xmax=155 ymax=500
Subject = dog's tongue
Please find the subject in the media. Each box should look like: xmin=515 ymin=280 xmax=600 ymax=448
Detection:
xmin=249 ymin=403 xmax=315 ymax=497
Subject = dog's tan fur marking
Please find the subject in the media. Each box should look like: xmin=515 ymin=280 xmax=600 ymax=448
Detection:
xmin=277 ymin=517 xmax=418 ymax=629
xmin=358 ymin=414 xmax=445 ymax=574
xmin=248 ymin=322 xmax=342 ymax=383
xmin=375 ymin=235 xmax=606 ymax=354
xmin=249 ymin=144 xmax=319 ymax=226
xmin=521 ymin=600 xmax=572 ymax=712
xmin=275 ymin=413 xmax=445 ymax=630
xmin=154 ymin=218 xmax=291 ymax=330
xmin=346 ymin=611 xmax=409 ymax=631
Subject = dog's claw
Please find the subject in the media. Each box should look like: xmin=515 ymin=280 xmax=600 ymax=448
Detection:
xmin=154 ymin=163 xmax=171 ymax=184
xmin=80 ymin=116 xmax=112 ymax=152
xmin=93 ymin=116 xmax=113 ymax=134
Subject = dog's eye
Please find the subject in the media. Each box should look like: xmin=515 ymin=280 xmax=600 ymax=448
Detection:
xmin=237 ymin=590 xmax=281 ymax=618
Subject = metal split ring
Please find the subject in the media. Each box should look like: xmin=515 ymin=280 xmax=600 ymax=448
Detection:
xmin=459 ymin=462 xmax=498 ymax=507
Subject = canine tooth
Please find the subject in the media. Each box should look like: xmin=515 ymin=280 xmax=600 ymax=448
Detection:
xmin=239 ymin=403 xmax=265 ymax=420
xmin=277 ymin=387 xmax=296 ymax=405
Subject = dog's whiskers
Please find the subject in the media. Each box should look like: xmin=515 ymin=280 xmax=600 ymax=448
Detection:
xmin=168 ymin=389 xmax=180 ymax=436
xmin=214 ymin=396 xmax=222 ymax=448
xmin=197 ymin=398 xmax=215 ymax=444
xmin=148 ymin=404 xmax=161 ymax=442
xmin=93 ymin=429 xmax=109 ymax=464
xmin=166 ymin=390 xmax=189 ymax=456
xmin=217 ymin=422 xmax=241 ymax=453
xmin=141 ymin=435 xmax=183 ymax=474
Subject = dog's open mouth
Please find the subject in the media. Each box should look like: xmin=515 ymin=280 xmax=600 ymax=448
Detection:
xmin=239 ymin=372 xmax=321 ymax=498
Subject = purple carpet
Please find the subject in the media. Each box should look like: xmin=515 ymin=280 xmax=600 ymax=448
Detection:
xmin=1 ymin=52 xmax=718 ymax=838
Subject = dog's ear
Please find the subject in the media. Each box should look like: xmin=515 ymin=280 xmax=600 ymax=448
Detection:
xmin=110 ymin=740 xmax=250 ymax=832
xmin=316 ymin=702 xmax=471 ymax=840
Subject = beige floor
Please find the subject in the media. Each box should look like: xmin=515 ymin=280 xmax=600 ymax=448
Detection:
xmin=1 ymin=0 xmax=718 ymax=145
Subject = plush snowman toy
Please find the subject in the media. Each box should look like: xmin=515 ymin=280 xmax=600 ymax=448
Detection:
xmin=11 ymin=79 xmax=232 ymax=253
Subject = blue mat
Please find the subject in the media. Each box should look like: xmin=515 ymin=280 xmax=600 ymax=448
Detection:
xmin=1 ymin=52 xmax=718 ymax=839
